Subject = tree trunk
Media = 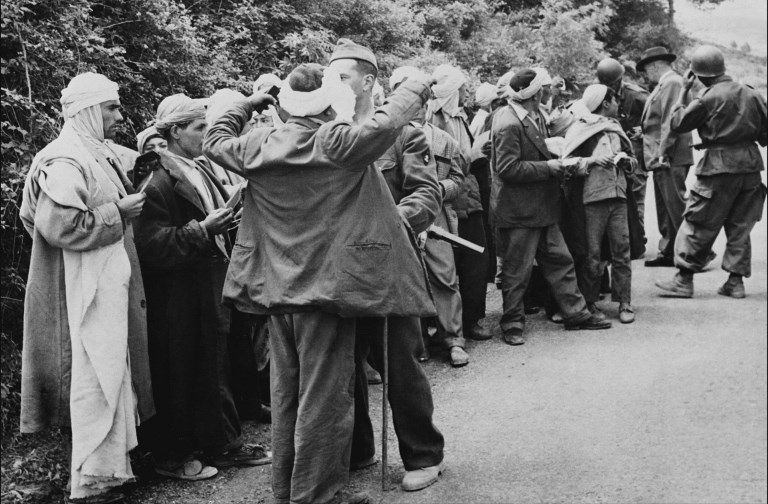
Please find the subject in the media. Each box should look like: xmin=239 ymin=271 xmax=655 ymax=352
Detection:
xmin=667 ymin=0 xmax=675 ymax=25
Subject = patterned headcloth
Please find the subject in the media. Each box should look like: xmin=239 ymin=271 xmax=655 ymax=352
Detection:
xmin=154 ymin=94 xmax=208 ymax=131
xmin=60 ymin=72 xmax=119 ymax=119
xmin=474 ymin=83 xmax=497 ymax=107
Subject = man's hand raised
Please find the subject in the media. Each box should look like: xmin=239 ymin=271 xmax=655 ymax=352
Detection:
xmin=247 ymin=92 xmax=276 ymax=113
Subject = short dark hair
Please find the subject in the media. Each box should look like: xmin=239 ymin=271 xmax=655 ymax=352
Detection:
xmin=355 ymin=59 xmax=378 ymax=79
xmin=288 ymin=63 xmax=325 ymax=92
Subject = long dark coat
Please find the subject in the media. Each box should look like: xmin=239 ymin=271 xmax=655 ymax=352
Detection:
xmin=133 ymin=152 xmax=240 ymax=454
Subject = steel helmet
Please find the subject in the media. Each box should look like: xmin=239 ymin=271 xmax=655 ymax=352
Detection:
xmin=690 ymin=45 xmax=725 ymax=77
xmin=597 ymin=58 xmax=625 ymax=85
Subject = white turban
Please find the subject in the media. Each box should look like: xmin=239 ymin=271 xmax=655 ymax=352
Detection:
xmin=154 ymin=94 xmax=208 ymax=131
xmin=253 ymin=73 xmax=282 ymax=95
xmin=430 ymin=64 xmax=467 ymax=117
xmin=496 ymin=71 xmax=516 ymax=99
xmin=277 ymin=66 xmax=356 ymax=122
xmin=533 ymin=68 xmax=553 ymax=86
xmin=581 ymin=84 xmax=609 ymax=112
xmin=475 ymin=83 xmax=497 ymax=107
xmin=507 ymin=69 xmax=547 ymax=103
xmin=60 ymin=72 xmax=119 ymax=119
xmin=389 ymin=66 xmax=426 ymax=90
xmin=206 ymin=89 xmax=248 ymax=126
xmin=136 ymin=126 xmax=163 ymax=153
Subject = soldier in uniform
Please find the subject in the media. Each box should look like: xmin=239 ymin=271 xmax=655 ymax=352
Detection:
xmin=597 ymin=58 xmax=649 ymax=231
xmin=655 ymin=45 xmax=767 ymax=299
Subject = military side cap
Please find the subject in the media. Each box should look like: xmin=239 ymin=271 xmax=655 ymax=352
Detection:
xmin=636 ymin=47 xmax=676 ymax=73
xmin=329 ymin=38 xmax=378 ymax=70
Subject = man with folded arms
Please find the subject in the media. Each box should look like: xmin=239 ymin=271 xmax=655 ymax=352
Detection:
xmin=20 ymin=72 xmax=154 ymax=504
xmin=203 ymin=62 xmax=436 ymax=504
xmin=491 ymin=69 xmax=612 ymax=346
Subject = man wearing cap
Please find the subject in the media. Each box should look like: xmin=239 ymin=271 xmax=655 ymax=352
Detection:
xmin=491 ymin=68 xmax=612 ymax=345
xmin=655 ymin=45 xmax=767 ymax=299
xmin=134 ymin=93 xmax=270 ymax=481
xmin=326 ymin=46 xmax=447 ymax=493
xmin=597 ymin=57 xmax=649 ymax=233
xmin=638 ymin=46 xmax=694 ymax=268
xmin=428 ymin=64 xmax=492 ymax=342
xmin=20 ymin=72 xmax=154 ymax=504
xmin=203 ymin=61 xmax=435 ymax=504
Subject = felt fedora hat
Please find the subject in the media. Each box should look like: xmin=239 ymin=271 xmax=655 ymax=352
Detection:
xmin=636 ymin=46 xmax=677 ymax=72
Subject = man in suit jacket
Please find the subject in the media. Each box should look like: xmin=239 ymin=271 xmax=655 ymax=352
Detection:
xmin=639 ymin=47 xmax=694 ymax=267
xmin=491 ymin=69 xmax=612 ymax=346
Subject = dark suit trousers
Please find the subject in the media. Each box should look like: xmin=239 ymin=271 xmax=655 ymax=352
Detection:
xmin=455 ymin=212 xmax=489 ymax=322
xmin=654 ymin=165 xmax=689 ymax=259
xmin=269 ymin=312 xmax=356 ymax=504
xmin=351 ymin=317 xmax=445 ymax=471
xmin=496 ymin=225 xmax=590 ymax=333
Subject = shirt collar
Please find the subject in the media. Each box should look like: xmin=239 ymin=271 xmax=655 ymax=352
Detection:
xmin=509 ymin=101 xmax=529 ymax=121
xmin=660 ymin=70 xmax=677 ymax=84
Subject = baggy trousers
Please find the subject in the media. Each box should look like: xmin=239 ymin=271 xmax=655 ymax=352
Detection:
xmin=496 ymin=225 xmax=591 ymax=333
xmin=455 ymin=212 xmax=489 ymax=323
xmin=351 ymin=317 xmax=445 ymax=471
xmin=675 ymin=172 xmax=766 ymax=277
xmin=654 ymin=165 xmax=689 ymax=259
xmin=269 ymin=312 xmax=356 ymax=504
xmin=584 ymin=199 xmax=632 ymax=304
xmin=628 ymin=170 xmax=648 ymax=228
xmin=424 ymin=227 xmax=465 ymax=348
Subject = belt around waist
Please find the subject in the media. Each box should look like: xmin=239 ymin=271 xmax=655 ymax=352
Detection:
xmin=692 ymin=141 xmax=756 ymax=151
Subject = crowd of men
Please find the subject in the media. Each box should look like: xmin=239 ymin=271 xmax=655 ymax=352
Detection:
xmin=17 ymin=37 xmax=766 ymax=504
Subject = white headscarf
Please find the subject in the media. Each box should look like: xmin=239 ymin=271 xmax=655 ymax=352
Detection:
xmin=277 ymin=66 xmax=356 ymax=122
xmin=154 ymin=94 xmax=208 ymax=131
xmin=532 ymin=68 xmax=553 ymax=86
xmin=136 ymin=126 xmax=163 ymax=153
xmin=506 ymin=70 xmax=547 ymax=103
xmin=496 ymin=71 xmax=516 ymax=99
xmin=430 ymin=64 xmax=467 ymax=117
xmin=389 ymin=66 xmax=427 ymax=90
xmin=581 ymin=84 xmax=609 ymax=112
xmin=253 ymin=73 xmax=282 ymax=95
xmin=60 ymin=72 xmax=120 ymax=120
xmin=474 ymin=83 xmax=497 ymax=108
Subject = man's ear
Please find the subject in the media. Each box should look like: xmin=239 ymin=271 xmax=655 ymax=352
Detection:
xmin=363 ymin=74 xmax=375 ymax=93
xmin=170 ymin=124 xmax=181 ymax=140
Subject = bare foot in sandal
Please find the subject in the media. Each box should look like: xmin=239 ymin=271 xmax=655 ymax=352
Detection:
xmin=155 ymin=459 xmax=217 ymax=481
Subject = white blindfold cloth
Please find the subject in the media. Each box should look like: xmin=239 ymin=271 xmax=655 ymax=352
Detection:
xmin=277 ymin=66 xmax=356 ymax=122
xmin=430 ymin=64 xmax=467 ymax=118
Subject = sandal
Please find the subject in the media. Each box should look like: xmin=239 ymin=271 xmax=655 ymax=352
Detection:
xmin=208 ymin=443 xmax=272 ymax=467
xmin=155 ymin=459 xmax=218 ymax=481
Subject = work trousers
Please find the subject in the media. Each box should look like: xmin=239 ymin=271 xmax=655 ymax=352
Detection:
xmin=496 ymin=225 xmax=590 ymax=333
xmin=424 ymin=213 xmax=465 ymax=348
xmin=627 ymin=170 xmax=648 ymax=228
xmin=584 ymin=199 xmax=632 ymax=304
xmin=269 ymin=312 xmax=356 ymax=504
xmin=675 ymin=172 xmax=766 ymax=277
xmin=654 ymin=165 xmax=690 ymax=259
xmin=351 ymin=317 xmax=445 ymax=471
xmin=455 ymin=212 xmax=489 ymax=323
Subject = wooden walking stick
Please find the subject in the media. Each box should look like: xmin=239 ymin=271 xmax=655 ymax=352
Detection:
xmin=381 ymin=317 xmax=389 ymax=491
